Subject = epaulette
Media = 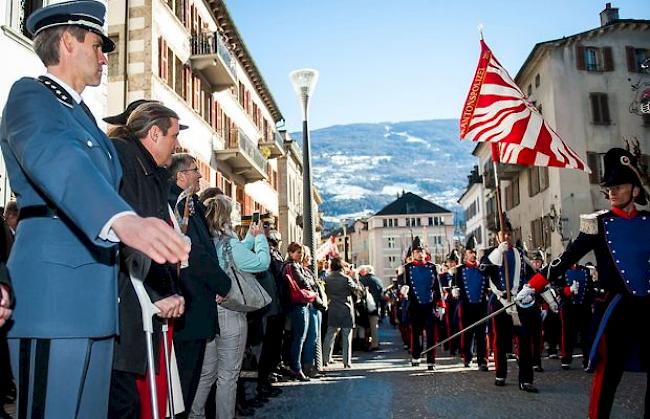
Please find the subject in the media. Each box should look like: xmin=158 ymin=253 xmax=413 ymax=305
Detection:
xmin=37 ymin=76 xmax=74 ymax=108
xmin=579 ymin=210 xmax=607 ymax=235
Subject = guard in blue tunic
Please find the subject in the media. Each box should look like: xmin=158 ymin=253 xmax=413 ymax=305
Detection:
xmin=559 ymin=264 xmax=594 ymax=370
xmin=524 ymin=148 xmax=650 ymax=418
xmin=399 ymin=237 xmax=443 ymax=370
xmin=481 ymin=220 xmax=539 ymax=392
xmin=0 ymin=2 xmax=189 ymax=417
xmin=452 ymin=247 xmax=489 ymax=371
xmin=441 ymin=252 xmax=461 ymax=356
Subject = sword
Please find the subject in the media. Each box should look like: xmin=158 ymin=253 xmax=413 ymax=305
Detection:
xmin=421 ymin=300 xmax=516 ymax=356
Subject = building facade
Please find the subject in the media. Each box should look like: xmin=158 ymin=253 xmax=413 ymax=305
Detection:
xmin=106 ymin=0 xmax=286 ymax=220
xmin=458 ymin=165 xmax=488 ymax=254
xmin=471 ymin=4 xmax=650 ymax=258
xmin=367 ymin=192 xmax=454 ymax=286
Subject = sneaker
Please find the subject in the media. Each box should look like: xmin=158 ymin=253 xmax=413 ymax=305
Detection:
xmin=494 ymin=378 xmax=506 ymax=387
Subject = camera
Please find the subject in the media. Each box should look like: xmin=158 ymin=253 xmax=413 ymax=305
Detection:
xmin=252 ymin=211 xmax=260 ymax=224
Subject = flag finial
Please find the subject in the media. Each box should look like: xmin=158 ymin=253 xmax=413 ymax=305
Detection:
xmin=478 ymin=23 xmax=484 ymax=40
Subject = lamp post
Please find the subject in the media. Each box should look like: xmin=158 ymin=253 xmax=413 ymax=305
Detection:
xmin=290 ymin=68 xmax=319 ymax=273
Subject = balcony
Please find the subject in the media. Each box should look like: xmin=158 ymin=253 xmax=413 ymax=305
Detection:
xmin=189 ymin=32 xmax=237 ymax=92
xmin=214 ymin=130 xmax=268 ymax=182
xmin=258 ymin=130 xmax=285 ymax=159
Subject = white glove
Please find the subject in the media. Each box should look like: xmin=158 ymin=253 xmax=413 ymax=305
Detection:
xmin=180 ymin=234 xmax=192 ymax=269
xmin=515 ymin=285 xmax=536 ymax=308
xmin=492 ymin=289 xmax=506 ymax=299
xmin=570 ymin=281 xmax=580 ymax=295
xmin=451 ymin=287 xmax=460 ymax=299
xmin=497 ymin=242 xmax=509 ymax=254
xmin=505 ymin=303 xmax=518 ymax=317
xmin=435 ymin=306 xmax=446 ymax=320
xmin=400 ymin=285 xmax=410 ymax=298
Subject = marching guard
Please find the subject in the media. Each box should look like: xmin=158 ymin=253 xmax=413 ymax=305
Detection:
xmin=559 ymin=264 xmax=594 ymax=370
xmin=482 ymin=221 xmax=540 ymax=392
xmin=524 ymin=148 xmax=650 ymax=418
xmin=452 ymin=248 xmax=489 ymax=371
xmin=398 ymin=237 xmax=443 ymax=370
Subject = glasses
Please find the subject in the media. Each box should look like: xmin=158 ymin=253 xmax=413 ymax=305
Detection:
xmin=180 ymin=167 xmax=200 ymax=174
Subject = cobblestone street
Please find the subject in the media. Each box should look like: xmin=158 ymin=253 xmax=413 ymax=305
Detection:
xmin=253 ymin=324 xmax=645 ymax=419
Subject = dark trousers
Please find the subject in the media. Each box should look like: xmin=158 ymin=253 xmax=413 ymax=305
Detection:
xmin=258 ymin=314 xmax=285 ymax=386
xmin=589 ymin=298 xmax=649 ymax=419
xmin=530 ymin=306 xmax=543 ymax=368
xmin=0 ymin=333 xmax=13 ymax=402
xmin=543 ymin=310 xmax=561 ymax=356
xmin=173 ymin=338 xmax=207 ymax=411
xmin=490 ymin=299 xmax=535 ymax=384
xmin=409 ymin=303 xmax=437 ymax=364
xmin=459 ymin=302 xmax=487 ymax=366
xmin=445 ymin=298 xmax=461 ymax=354
xmin=560 ymin=303 xmax=592 ymax=367
xmin=108 ymin=370 xmax=140 ymax=419
xmin=10 ymin=337 xmax=113 ymax=419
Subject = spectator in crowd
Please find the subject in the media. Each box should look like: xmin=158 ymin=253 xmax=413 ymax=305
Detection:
xmin=284 ymin=242 xmax=316 ymax=381
xmin=302 ymin=246 xmax=325 ymax=377
xmin=2 ymin=201 xmax=17 ymax=235
xmin=323 ymin=257 xmax=363 ymax=368
xmin=256 ymin=229 xmax=286 ymax=397
xmin=189 ymin=195 xmax=269 ymax=419
xmin=168 ymin=154 xmax=231 ymax=417
xmin=107 ymin=102 xmax=187 ymax=419
xmin=198 ymin=187 xmax=223 ymax=203
xmin=359 ymin=265 xmax=383 ymax=351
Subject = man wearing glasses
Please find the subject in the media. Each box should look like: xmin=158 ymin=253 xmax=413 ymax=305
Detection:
xmin=168 ymin=154 xmax=231 ymax=412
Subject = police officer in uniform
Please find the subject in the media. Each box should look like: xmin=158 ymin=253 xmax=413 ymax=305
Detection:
xmin=0 ymin=2 xmax=189 ymax=417
xmin=452 ymin=248 xmax=489 ymax=371
xmin=559 ymin=264 xmax=594 ymax=371
xmin=482 ymin=221 xmax=539 ymax=392
xmin=399 ymin=237 xmax=443 ymax=370
xmin=524 ymin=148 xmax=650 ymax=418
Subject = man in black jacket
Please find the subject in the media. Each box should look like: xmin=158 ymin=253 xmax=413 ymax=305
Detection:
xmin=107 ymin=102 xmax=186 ymax=418
xmin=168 ymin=153 xmax=231 ymax=415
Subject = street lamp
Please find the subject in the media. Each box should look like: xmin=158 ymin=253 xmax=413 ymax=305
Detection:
xmin=290 ymin=68 xmax=319 ymax=273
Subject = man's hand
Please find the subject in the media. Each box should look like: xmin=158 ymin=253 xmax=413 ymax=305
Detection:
xmin=112 ymin=215 xmax=190 ymax=265
xmin=215 ymin=294 xmax=225 ymax=304
xmin=154 ymin=294 xmax=185 ymax=319
xmin=515 ymin=285 xmax=536 ymax=308
xmin=0 ymin=285 xmax=12 ymax=328
xmin=570 ymin=281 xmax=580 ymax=295
xmin=451 ymin=287 xmax=460 ymax=299
xmin=497 ymin=241 xmax=509 ymax=254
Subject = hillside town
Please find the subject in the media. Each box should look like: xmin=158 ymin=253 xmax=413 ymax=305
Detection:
xmin=0 ymin=1 xmax=648 ymax=418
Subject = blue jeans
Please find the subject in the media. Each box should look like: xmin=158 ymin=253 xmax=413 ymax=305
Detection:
xmin=290 ymin=304 xmax=317 ymax=372
xmin=304 ymin=305 xmax=321 ymax=367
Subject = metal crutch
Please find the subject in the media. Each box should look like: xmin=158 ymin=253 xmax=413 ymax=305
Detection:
xmin=127 ymin=255 xmax=161 ymax=419
xmin=161 ymin=320 xmax=176 ymax=419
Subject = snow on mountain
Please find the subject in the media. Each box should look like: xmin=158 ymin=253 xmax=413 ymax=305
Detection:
xmin=292 ymin=119 xmax=476 ymax=224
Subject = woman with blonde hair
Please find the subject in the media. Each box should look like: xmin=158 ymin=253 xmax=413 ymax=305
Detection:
xmin=189 ymin=195 xmax=270 ymax=419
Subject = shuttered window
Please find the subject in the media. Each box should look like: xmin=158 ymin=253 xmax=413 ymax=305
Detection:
xmin=590 ymin=93 xmax=611 ymax=125
xmin=159 ymin=38 xmax=168 ymax=82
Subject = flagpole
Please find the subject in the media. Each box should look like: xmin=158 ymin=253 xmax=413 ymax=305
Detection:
xmin=491 ymin=144 xmax=511 ymax=302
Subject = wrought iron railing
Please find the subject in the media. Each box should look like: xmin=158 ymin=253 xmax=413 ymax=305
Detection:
xmin=190 ymin=31 xmax=237 ymax=78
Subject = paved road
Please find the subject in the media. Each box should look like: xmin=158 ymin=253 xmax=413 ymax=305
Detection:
xmin=252 ymin=324 xmax=645 ymax=419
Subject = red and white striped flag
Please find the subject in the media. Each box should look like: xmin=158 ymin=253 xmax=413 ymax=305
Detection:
xmin=460 ymin=40 xmax=590 ymax=173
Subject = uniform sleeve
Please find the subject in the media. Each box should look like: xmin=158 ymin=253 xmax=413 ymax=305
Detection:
xmin=3 ymin=81 xmax=132 ymax=246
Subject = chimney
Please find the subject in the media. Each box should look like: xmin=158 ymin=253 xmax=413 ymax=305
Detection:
xmin=600 ymin=3 xmax=619 ymax=26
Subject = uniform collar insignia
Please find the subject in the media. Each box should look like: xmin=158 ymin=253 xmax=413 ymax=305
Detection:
xmin=37 ymin=76 xmax=75 ymax=108
xmin=610 ymin=206 xmax=638 ymax=219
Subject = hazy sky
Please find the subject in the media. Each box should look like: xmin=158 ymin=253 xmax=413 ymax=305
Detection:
xmin=225 ymin=1 xmax=650 ymax=132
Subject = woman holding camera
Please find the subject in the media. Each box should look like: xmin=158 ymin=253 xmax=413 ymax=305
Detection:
xmin=189 ymin=196 xmax=270 ymax=419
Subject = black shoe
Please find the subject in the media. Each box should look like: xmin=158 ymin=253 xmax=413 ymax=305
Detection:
xmin=494 ymin=378 xmax=506 ymax=387
xmin=534 ymin=365 xmax=544 ymax=372
xmin=479 ymin=364 xmax=489 ymax=372
xmin=519 ymin=383 xmax=539 ymax=393
xmin=427 ymin=363 xmax=436 ymax=371
xmin=236 ymin=404 xmax=255 ymax=417
xmin=561 ymin=364 xmax=571 ymax=370
xmin=258 ymin=385 xmax=282 ymax=398
xmin=463 ymin=362 xmax=470 ymax=368
xmin=292 ymin=371 xmax=311 ymax=382
xmin=548 ymin=353 xmax=559 ymax=359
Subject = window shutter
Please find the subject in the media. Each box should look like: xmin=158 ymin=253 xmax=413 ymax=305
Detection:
xmin=576 ymin=45 xmax=586 ymax=70
xmin=184 ymin=66 xmax=192 ymax=103
xmin=159 ymin=38 xmax=168 ymax=81
xmin=626 ymin=46 xmax=637 ymax=72
xmin=600 ymin=94 xmax=610 ymax=124
xmin=590 ymin=93 xmax=601 ymax=124
xmin=603 ymin=47 xmax=614 ymax=71
xmin=587 ymin=152 xmax=600 ymax=184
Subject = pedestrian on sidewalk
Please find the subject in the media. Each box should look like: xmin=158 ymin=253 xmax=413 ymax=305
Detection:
xmin=323 ymin=257 xmax=364 ymax=368
xmin=359 ymin=265 xmax=383 ymax=351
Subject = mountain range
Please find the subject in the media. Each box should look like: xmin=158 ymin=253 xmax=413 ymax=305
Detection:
xmin=292 ymin=119 xmax=477 ymax=228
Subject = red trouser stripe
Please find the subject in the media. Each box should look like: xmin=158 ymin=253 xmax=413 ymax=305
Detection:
xmin=491 ymin=316 xmax=499 ymax=375
xmin=560 ymin=308 xmax=567 ymax=360
xmin=589 ymin=333 xmax=607 ymax=419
